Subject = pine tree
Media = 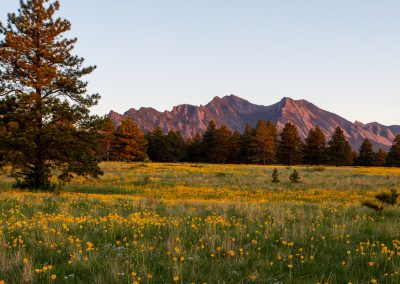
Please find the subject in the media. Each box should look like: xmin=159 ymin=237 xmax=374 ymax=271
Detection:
xmin=146 ymin=127 xmax=166 ymax=162
xmin=374 ymin=149 xmax=387 ymax=167
xmin=326 ymin=127 xmax=353 ymax=166
xmin=111 ymin=117 xmax=147 ymax=162
xmin=239 ymin=123 xmax=255 ymax=164
xmin=362 ymin=189 xmax=399 ymax=214
xmin=213 ymin=125 xmax=232 ymax=164
xmin=0 ymin=0 xmax=103 ymax=189
xmin=99 ymin=117 xmax=116 ymax=161
xmin=277 ymin=122 xmax=303 ymax=165
xmin=386 ymin=135 xmax=400 ymax=167
xmin=164 ymin=131 xmax=187 ymax=162
xmin=228 ymin=131 xmax=241 ymax=164
xmin=289 ymin=169 xmax=300 ymax=183
xmin=303 ymin=126 xmax=326 ymax=165
xmin=251 ymin=120 xmax=277 ymax=164
xmin=201 ymin=121 xmax=219 ymax=163
xmin=356 ymin=139 xmax=375 ymax=166
xmin=186 ymin=133 xmax=202 ymax=162
xmin=271 ymin=168 xmax=280 ymax=183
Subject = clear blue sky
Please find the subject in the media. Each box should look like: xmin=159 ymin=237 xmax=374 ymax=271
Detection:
xmin=1 ymin=0 xmax=399 ymax=125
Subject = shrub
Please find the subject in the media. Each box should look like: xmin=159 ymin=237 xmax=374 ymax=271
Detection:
xmin=289 ymin=170 xmax=300 ymax=183
xmin=362 ymin=189 xmax=399 ymax=214
xmin=307 ymin=166 xmax=326 ymax=172
xmin=272 ymin=168 xmax=280 ymax=183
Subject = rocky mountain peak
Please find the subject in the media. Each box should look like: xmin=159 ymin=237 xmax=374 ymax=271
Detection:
xmin=109 ymin=95 xmax=399 ymax=150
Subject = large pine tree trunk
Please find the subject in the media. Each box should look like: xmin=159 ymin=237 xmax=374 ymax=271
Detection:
xmin=31 ymin=90 xmax=49 ymax=189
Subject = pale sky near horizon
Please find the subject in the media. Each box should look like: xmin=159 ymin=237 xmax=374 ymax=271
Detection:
xmin=1 ymin=1 xmax=399 ymax=125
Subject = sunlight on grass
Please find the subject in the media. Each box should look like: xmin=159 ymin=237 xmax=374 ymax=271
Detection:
xmin=0 ymin=162 xmax=399 ymax=283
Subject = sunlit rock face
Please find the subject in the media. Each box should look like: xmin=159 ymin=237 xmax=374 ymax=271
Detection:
xmin=109 ymin=95 xmax=399 ymax=150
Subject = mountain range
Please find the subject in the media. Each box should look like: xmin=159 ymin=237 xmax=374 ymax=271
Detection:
xmin=109 ymin=95 xmax=399 ymax=151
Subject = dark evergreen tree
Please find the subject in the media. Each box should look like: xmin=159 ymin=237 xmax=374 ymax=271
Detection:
xmin=213 ymin=125 xmax=232 ymax=164
xmin=303 ymin=126 xmax=326 ymax=165
xmin=277 ymin=122 xmax=303 ymax=165
xmin=271 ymin=168 xmax=280 ymax=183
xmin=374 ymin=149 xmax=387 ymax=167
xmin=111 ymin=117 xmax=147 ymax=162
xmin=0 ymin=0 xmax=103 ymax=189
xmin=351 ymin=151 xmax=358 ymax=166
xmin=239 ymin=123 xmax=255 ymax=164
xmin=201 ymin=121 xmax=219 ymax=163
xmin=228 ymin=131 xmax=242 ymax=164
xmin=356 ymin=139 xmax=375 ymax=166
xmin=326 ymin=127 xmax=353 ymax=166
xmin=146 ymin=127 xmax=166 ymax=162
xmin=289 ymin=169 xmax=300 ymax=183
xmin=386 ymin=135 xmax=400 ymax=167
xmin=186 ymin=133 xmax=202 ymax=162
xmin=362 ymin=189 xmax=399 ymax=214
xmin=251 ymin=120 xmax=277 ymax=164
xmin=99 ymin=117 xmax=116 ymax=161
xmin=164 ymin=131 xmax=187 ymax=162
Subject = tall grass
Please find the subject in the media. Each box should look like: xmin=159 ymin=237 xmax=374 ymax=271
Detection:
xmin=0 ymin=163 xmax=399 ymax=283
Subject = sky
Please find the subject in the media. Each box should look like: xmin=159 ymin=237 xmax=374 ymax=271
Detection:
xmin=1 ymin=0 xmax=399 ymax=125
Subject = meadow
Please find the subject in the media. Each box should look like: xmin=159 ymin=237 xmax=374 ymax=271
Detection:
xmin=0 ymin=162 xmax=399 ymax=283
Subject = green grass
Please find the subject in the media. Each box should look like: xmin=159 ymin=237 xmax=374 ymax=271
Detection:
xmin=0 ymin=163 xmax=399 ymax=283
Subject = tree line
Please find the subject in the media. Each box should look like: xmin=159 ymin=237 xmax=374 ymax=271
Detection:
xmin=100 ymin=117 xmax=400 ymax=167
xmin=1 ymin=0 xmax=399 ymax=191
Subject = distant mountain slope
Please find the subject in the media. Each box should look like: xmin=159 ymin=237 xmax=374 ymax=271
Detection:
xmin=109 ymin=95 xmax=399 ymax=150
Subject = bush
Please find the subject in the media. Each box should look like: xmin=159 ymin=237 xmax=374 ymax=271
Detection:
xmin=362 ymin=189 xmax=399 ymax=214
xmin=306 ymin=166 xmax=326 ymax=172
xmin=12 ymin=179 xmax=55 ymax=192
xmin=289 ymin=170 xmax=300 ymax=183
xmin=272 ymin=168 xmax=280 ymax=183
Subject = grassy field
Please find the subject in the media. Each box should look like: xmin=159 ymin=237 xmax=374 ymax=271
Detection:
xmin=0 ymin=162 xmax=399 ymax=283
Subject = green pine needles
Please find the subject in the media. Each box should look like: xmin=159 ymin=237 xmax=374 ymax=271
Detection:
xmin=0 ymin=0 xmax=103 ymax=190
xmin=290 ymin=169 xmax=301 ymax=183
xmin=362 ymin=189 xmax=399 ymax=214
xmin=272 ymin=168 xmax=280 ymax=183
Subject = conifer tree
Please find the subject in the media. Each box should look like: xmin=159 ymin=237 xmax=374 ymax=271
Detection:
xmin=362 ymin=189 xmax=399 ymax=214
xmin=111 ymin=117 xmax=147 ymax=162
xmin=277 ymin=122 xmax=303 ymax=165
xmin=271 ymin=168 xmax=280 ymax=183
xmin=303 ymin=126 xmax=326 ymax=165
xmin=228 ymin=131 xmax=241 ymax=164
xmin=239 ymin=123 xmax=255 ymax=164
xmin=251 ymin=120 xmax=277 ymax=164
xmin=214 ymin=125 xmax=232 ymax=164
xmin=0 ymin=0 xmax=103 ymax=189
xmin=201 ymin=121 xmax=219 ymax=163
xmin=356 ymin=139 xmax=375 ymax=166
xmin=289 ymin=169 xmax=300 ymax=183
xmin=146 ymin=127 xmax=166 ymax=162
xmin=99 ymin=117 xmax=116 ymax=161
xmin=386 ymin=135 xmax=400 ymax=167
xmin=164 ymin=131 xmax=187 ymax=162
xmin=374 ymin=149 xmax=387 ymax=167
xmin=186 ymin=133 xmax=202 ymax=162
xmin=326 ymin=127 xmax=353 ymax=166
